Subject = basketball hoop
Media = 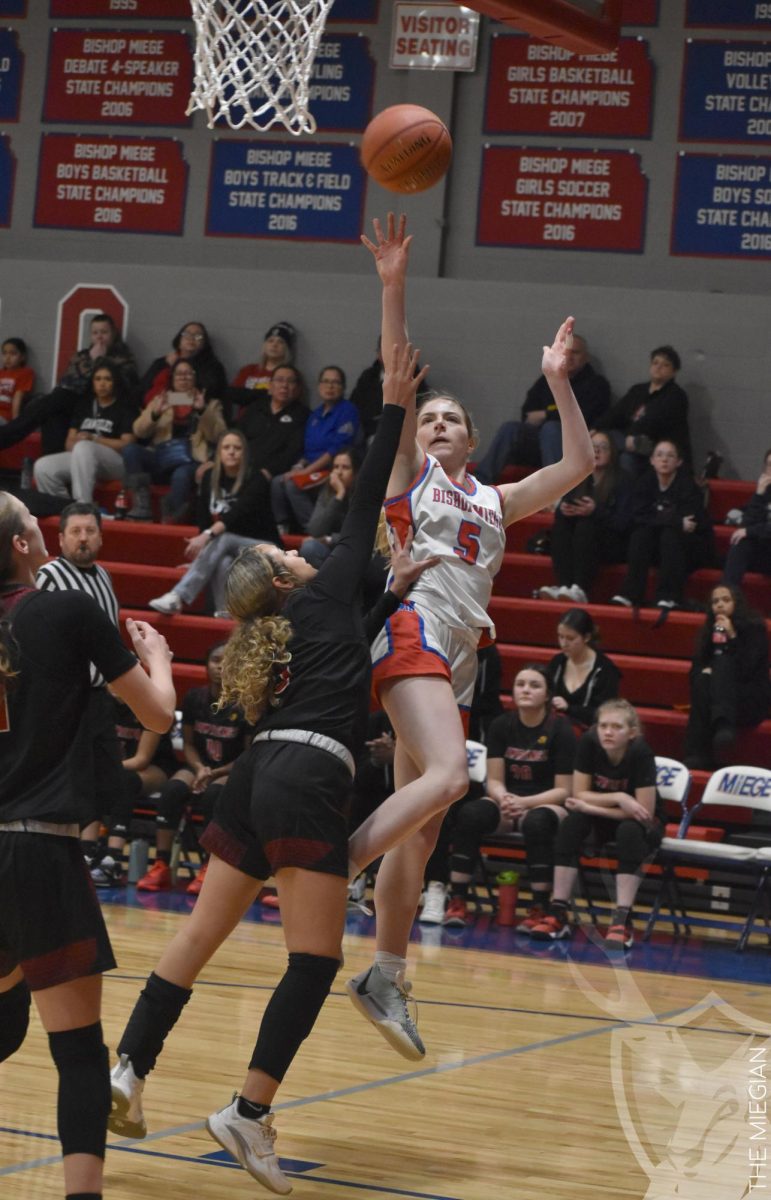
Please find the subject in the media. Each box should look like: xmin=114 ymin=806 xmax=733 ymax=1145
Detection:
xmin=187 ymin=0 xmax=336 ymax=136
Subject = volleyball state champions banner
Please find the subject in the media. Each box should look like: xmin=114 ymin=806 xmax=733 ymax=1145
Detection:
xmin=34 ymin=134 xmax=187 ymax=235
xmin=686 ymin=1 xmax=771 ymax=28
xmin=485 ymin=36 xmax=653 ymax=138
xmin=206 ymin=140 xmax=365 ymax=242
xmin=477 ymin=147 xmax=647 ymax=253
xmin=0 ymin=29 xmax=22 ymax=121
xmin=49 ymin=1 xmax=191 ymax=14
xmin=671 ymin=153 xmax=771 ymax=260
xmin=680 ymin=41 xmax=771 ymax=144
xmin=0 ymin=136 xmax=15 ymax=226
xmin=0 ymin=1 xmax=25 ymax=14
xmin=43 ymin=29 xmax=193 ymax=127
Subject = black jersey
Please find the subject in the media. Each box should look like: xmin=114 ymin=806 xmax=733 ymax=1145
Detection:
xmin=182 ymin=686 xmax=251 ymax=767
xmin=485 ymin=711 xmax=576 ymax=796
xmin=113 ymin=697 xmax=177 ymax=773
xmin=0 ymin=588 xmax=136 ymax=823
xmin=575 ymin=728 xmax=663 ymax=818
xmin=257 ymin=404 xmax=406 ymax=756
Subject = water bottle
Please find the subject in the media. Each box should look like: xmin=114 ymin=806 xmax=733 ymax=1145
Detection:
xmin=114 ymin=487 xmax=129 ymax=520
xmin=712 ymin=624 xmax=728 ymax=656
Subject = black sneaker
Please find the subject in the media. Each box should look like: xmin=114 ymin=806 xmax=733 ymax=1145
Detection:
xmin=91 ymin=855 xmax=125 ymax=888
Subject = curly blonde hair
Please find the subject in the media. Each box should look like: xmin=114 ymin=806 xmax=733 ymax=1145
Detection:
xmin=0 ymin=493 xmax=24 ymax=685
xmin=215 ymin=546 xmax=293 ymax=723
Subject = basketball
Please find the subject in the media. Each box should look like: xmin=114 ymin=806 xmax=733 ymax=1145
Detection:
xmin=360 ymin=105 xmax=452 ymax=194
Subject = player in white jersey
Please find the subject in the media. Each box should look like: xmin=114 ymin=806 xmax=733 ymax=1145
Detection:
xmin=346 ymin=215 xmax=594 ymax=1061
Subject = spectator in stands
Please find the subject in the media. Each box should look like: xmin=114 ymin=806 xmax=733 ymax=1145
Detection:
xmin=270 ymin=365 xmax=359 ymax=534
xmin=147 ymin=429 xmax=280 ymax=616
xmin=443 ymin=665 xmax=576 ymax=930
xmin=136 ymin=644 xmax=253 ymax=897
xmin=139 ymin=320 xmax=227 ymax=407
xmin=475 ymin=334 xmax=610 ymax=482
xmin=541 ymin=430 xmax=634 ymax=603
xmin=546 ymin=607 xmax=621 ymax=728
xmin=228 ymin=321 xmax=296 ymax=412
xmin=124 ymin=358 xmax=227 ymax=523
xmin=0 ymin=313 xmax=137 ymax=454
xmin=238 ymin=363 xmax=309 ymax=482
xmin=299 ymin=447 xmax=360 ymax=567
xmin=530 ymin=698 xmax=663 ymax=949
xmin=0 ymin=338 xmax=35 ymax=422
xmin=33 ymin=360 xmax=134 ymax=503
xmin=349 ymin=336 xmax=385 ymax=443
xmin=610 ymin=439 xmax=715 ymax=610
xmin=595 ymin=344 xmax=691 ymax=472
xmin=683 ymin=583 xmax=771 ymax=770
xmin=90 ymin=698 xmax=179 ymax=888
xmin=723 ymin=448 xmax=771 ymax=588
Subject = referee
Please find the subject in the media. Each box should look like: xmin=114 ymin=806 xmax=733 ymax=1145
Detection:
xmin=36 ymin=501 xmax=129 ymax=880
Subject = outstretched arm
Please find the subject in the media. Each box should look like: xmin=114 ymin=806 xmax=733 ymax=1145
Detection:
xmin=362 ymin=213 xmax=422 ymax=493
xmin=499 ymin=317 xmax=594 ymax=526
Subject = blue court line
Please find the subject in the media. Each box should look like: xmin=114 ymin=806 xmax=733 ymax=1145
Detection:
xmin=2 ymin=993 xmax=748 ymax=1183
xmin=106 ymin=972 xmax=760 ymax=1038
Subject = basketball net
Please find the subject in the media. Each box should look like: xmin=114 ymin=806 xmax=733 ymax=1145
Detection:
xmin=187 ymin=0 xmax=336 ymax=135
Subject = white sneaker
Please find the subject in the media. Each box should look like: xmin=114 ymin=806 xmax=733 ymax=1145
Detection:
xmin=109 ymin=1054 xmax=146 ymax=1138
xmin=148 ymin=591 xmax=182 ymax=615
xmin=206 ymin=1097 xmax=292 ymax=1195
xmin=537 ymin=585 xmax=561 ymax=600
xmin=556 ymin=585 xmax=574 ymax=601
xmin=567 ymin=584 xmax=588 ymax=604
xmin=345 ymin=964 xmax=426 ymax=1060
xmin=610 ymin=594 xmax=633 ymax=607
xmin=419 ymin=881 xmax=447 ymax=925
xmin=347 ymin=873 xmax=373 ymax=916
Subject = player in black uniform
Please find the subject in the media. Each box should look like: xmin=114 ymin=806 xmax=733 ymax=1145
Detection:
xmin=108 ymin=343 xmax=427 ymax=1193
xmin=136 ymin=643 xmax=252 ymax=895
xmin=530 ymin=697 xmax=663 ymax=950
xmin=0 ymin=492 xmax=175 ymax=1200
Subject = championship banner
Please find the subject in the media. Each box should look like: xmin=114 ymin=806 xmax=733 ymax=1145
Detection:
xmin=686 ymin=1 xmax=771 ymax=29
xmin=622 ymin=0 xmax=658 ymax=24
xmin=220 ymin=34 xmax=374 ymax=132
xmin=0 ymin=135 xmax=15 ymax=226
xmin=50 ymin=1 xmax=191 ymax=15
xmin=680 ymin=40 xmax=771 ymax=144
xmin=328 ymin=0 xmax=379 ymax=20
xmin=206 ymin=139 xmax=366 ymax=242
xmin=671 ymin=152 xmax=771 ymax=259
xmin=34 ymin=133 xmax=187 ymax=235
xmin=43 ymin=29 xmax=193 ymax=127
xmin=0 ymin=1 xmax=25 ymax=14
xmin=0 ymin=29 xmax=23 ymax=122
xmin=477 ymin=146 xmax=647 ymax=252
xmin=485 ymin=35 xmax=653 ymax=138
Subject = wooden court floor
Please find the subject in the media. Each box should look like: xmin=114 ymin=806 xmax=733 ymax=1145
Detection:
xmin=2 ymin=902 xmax=769 ymax=1199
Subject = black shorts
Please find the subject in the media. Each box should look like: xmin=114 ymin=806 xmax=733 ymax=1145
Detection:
xmin=200 ymin=742 xmax=352 ymax=881
xmin=0 ymin=832 xmax=116 ymax=990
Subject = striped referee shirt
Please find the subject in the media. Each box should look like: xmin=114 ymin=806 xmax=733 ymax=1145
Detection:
xmin=36 ymin=556 xmax=120 ymax=688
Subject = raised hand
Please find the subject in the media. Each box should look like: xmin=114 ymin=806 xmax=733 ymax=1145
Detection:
xmin=361 ymin=213 xmax=412 ymax=286
xmin=382 ymin=341 xmax=429 ymax=411
xmin=542 ymin=316 xmax=576 ymax=380
xmin=126 ymin=618 xmax=173 ymax=666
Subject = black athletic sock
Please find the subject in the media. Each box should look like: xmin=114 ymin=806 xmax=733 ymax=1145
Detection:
xmin=450 ymin=882 xmax=469 ymax=900
xmin=237 ymin=1096 xmax=271 ymax=1120
xmin=117 ymin=972 xmax=192 ymax=1079
xmin=156 ymin=849 xmax=172 ymax=865
xmin=66 ymin=1193 xmax=101 ymax=1200
xmin=611 ymin=906 xmax=631 ymax=926
xmin=549 ymin=898 xmax=569 ymax=917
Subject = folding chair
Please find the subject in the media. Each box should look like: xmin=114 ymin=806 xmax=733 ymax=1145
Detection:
xmin=642 ymin=756 xmax=693 ymax=940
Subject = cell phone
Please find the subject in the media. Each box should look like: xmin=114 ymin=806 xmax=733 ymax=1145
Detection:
xmin=167 ymin=392 xmax=193 ymax=407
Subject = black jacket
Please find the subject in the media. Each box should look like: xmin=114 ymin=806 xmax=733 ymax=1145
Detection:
xmin=597 ymin=378 xmax=691 ymax=463
xmin=522 ymin=362 xmax=611 ymax=429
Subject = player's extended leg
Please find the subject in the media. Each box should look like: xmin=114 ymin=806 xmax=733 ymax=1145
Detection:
xmin=110 ymin=855 xmax=263 ymax=1138
xmin=348 ymin=675 xmax=469 ymax=875
xmin=0 ymin=967 xmax=30 ymax=1063
xmin=33 ymin=974 xmax=108 ymax=1199
xmin=205 ymin=867 xmax=346 ymax=1195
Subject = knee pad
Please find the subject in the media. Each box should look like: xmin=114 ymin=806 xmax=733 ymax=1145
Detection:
xmin=156 ymin=778 xmax=191 ymax=830
xmin=521 ymin=808 xmax=561 ymax=886
xmin=0 ymin=979 xmax=30 ymax=1062
xmin=48 ymin=1022 xmax=110 ymax=1158
xmin=249 ymin=953 xmax=339 ymax=1083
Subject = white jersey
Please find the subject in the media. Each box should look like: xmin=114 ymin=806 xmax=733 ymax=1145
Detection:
xmin=384 ymin=454 xmax=505 ymax=638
